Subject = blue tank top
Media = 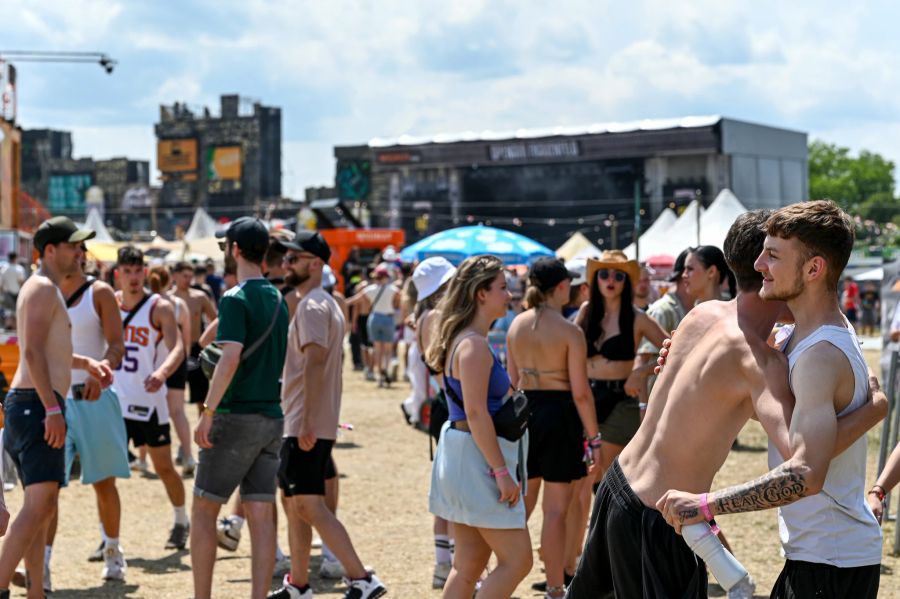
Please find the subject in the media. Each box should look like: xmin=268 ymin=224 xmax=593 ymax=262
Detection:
xmin=444 ymin=338 xmax=511 ymax=422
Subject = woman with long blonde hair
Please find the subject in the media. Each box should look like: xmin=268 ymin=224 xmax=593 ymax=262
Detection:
xmin=427 ymin=255 xmax=532 ymax=599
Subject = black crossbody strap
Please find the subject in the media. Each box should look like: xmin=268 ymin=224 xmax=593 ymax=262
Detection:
xmin=66 ymin=277 xmax=96 ymax=308
xmin=241 ymin=295 xmax=283 ymax=360
xmin=122 ymin=294 xmax=152 ymax=330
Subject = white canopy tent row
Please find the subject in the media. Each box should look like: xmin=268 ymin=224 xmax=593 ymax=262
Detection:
xmin=623 ymin=189 xmax=749 ymax=260
xmin=184 ymin=207 xmax=220 ymax=241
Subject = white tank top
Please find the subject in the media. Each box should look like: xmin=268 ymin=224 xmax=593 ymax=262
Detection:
xmin=155 ymin=294 xmax=183 ymax=369
xmin=768 ymin=323 xmax=882 ymax=567
xmin=113 ymin=293 xmax=169 ymax=423
xmin=68 ymin=282 xmax=107 ymax=390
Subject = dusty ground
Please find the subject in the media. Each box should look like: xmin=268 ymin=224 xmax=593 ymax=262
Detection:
xmin=2 ymin=348 xmax=898 ymax=598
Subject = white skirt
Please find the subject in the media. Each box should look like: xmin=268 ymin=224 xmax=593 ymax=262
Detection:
xmin=429 ymin=422 xmax=528 ymax=529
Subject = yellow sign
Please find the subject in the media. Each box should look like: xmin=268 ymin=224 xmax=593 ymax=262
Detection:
xmin=157 ymin=139 xmax=198 ymax=173
xmin=208 ymin=146 xmax=241 ymax=181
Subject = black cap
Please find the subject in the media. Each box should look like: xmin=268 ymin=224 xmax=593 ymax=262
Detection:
xmin=281 ymin=230 xmax=332 ymax=263
xmin=34 ymin=216 xmax=96 ymax=252
xmin=529 ymin=257 xmax=577 ymax=292
xmin=216 ymin=217 xmax=269 ymax=254
xmin=668 ymin=248 xmax=691 ymax=282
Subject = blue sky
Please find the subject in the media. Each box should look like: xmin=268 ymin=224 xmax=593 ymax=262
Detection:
xmin=3 ymin=0 xmax=900 ymax=196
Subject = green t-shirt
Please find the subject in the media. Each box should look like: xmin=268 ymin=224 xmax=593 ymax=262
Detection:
xmin=215 ymin=278 xmax=288 ymax=417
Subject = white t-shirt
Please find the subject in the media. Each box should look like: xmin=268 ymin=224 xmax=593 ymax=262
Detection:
xmin=0 ymin=263 xmax=26 ymax=295
xmin=364 ymin=283 xmax=397 ymax=315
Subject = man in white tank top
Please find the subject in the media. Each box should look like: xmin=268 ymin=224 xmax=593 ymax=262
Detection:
xmin=112 ymin=247 xmax=188 ymax=551
xmin=660 ymin=201 xmax=882 ymax=597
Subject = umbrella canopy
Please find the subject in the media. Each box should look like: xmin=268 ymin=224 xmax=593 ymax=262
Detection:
xmin=556 ymin=232 xmax=599 ymax=261
xmin=400 ymin=225 xmax=554 ymax=265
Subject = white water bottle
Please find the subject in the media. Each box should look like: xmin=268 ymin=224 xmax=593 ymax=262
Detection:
xmin=682 ymin=522 xmax=749 ymax=591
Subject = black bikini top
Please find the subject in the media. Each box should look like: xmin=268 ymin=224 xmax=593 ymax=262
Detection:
xmin=589 ymin=334 xmax=635 ymax=361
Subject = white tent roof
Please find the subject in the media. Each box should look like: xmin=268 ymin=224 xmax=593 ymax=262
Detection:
xmin=184 ymin=208 xmax=219 ymax=241
xmin=623 ymin=208 xmax=677 ymax=259
xmin=84 ymin=208 xmax=114 ymax=243
xmin=854 ymin=267 xmax=883 ymax=281
xmin=624 ymin=189 xmax=748 ymax=259
xmin=557 ymin=231 xmax=600 ymax=261
xmin=696 ymin=189 xmax=748 ymax=250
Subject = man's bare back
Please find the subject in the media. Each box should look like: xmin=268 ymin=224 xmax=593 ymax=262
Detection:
xmin=11 ymin=274 xmax=75 ymax=398
xmin=172 ymin=287 xmax=216 ymax=343
xmin=620 ymin=298 xmax=791 ymax=507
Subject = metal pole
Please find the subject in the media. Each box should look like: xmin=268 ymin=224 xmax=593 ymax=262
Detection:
xmin=611 ymin=218 xmax=618 ymax=250
xmin=634 ymin=180 xmax=641 ymax=261
xmin=695 ymin=190 xmax=702 ymax=246
xmin=877 ymin=350 xmax=897 ymax=476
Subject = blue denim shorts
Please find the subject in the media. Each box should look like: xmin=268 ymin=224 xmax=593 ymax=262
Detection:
xmin=367 ymin=312 xmax=395 ymax=344
xmin=3 ymin=389 xmax=66 ymax=487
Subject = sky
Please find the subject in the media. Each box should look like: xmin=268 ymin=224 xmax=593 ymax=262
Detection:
xmin=3 ymin=0 xmax=900 ymax=196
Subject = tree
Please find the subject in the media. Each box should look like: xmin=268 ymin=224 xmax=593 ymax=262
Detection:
xmin=808 ymin=140 xmax=896 ymax=212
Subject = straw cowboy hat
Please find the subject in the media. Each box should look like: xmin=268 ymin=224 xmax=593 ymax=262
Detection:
xmin=585 ymin=250 xmax=641 ymax=287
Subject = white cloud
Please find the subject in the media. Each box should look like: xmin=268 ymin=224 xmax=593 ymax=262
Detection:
xmin=4 ymin=0 xmax=900 ymax=194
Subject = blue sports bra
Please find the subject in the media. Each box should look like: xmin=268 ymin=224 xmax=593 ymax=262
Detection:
xmin=444 ymin=335 xmax=511 ymax=422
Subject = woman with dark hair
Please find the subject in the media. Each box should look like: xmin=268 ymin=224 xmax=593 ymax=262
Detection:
xmin=427 ymin=255 xmax=532 ymax=599
xmin=507 ymin=258 xmax=600 ymax=599
xmin=565 ymin=250 xmax=668 ymax=580
xmin=683 ymin=245 xmax=736 ymax=303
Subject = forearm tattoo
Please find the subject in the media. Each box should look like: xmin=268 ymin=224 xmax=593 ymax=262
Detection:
xmin=712 ymin=463 xmax=807 ymax=515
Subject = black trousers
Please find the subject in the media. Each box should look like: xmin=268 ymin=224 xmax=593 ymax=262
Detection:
xmin=566 ymin=459 xmax=707 ymax=599
xmin=770 ymin=559 xmax=879 ymax=599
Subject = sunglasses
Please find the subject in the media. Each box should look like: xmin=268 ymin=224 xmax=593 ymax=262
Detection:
xmin=598 ymin=269 xmax=627 ymax=283
xmin=218 ymin=240 xmax=228 ymax=251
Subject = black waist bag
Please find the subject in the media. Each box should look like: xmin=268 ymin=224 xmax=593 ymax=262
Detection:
xmin=445 ymin=380 xmax=529 ymax=442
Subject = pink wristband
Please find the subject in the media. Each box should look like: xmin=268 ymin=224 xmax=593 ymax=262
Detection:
xmin=489 ymin=466 xmax=509 ymax=479
xmin=45 ymin=406 xmax=62 ymax=416
xmin=700 ymin=493 xmax=720 ymax=534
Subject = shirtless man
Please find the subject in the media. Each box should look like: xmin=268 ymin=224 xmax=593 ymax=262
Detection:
xmin=0 ymin=217 xmax=113 ymax=599
xmin=565 ymin=208 xmax=887 ymax=598
xmin=171 ymin=262 xmax=217 ymax=415
xmin=659 ymin=201 xmax=883 ymax=597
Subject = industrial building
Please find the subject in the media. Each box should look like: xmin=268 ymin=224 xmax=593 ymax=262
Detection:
xmin=333 ymin=116 xmax=808 ymax=249
xmin=155 ymin=94 xmax=282 ymax=226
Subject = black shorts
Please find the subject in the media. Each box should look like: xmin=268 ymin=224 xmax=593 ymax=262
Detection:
xmin=278 ymin=437 xmax=335 ymax=497
xmin=187 ymin=343 xmax=209 ymax=404
xmin=770 ymin=559 xmax=879 ymax=599
xmin=590 ymin=379 xmax=639 ymax=447
xmin=525 ymin=390 xmax=586 ymax=483
xmin=166 ymin=358 xmax=187 ymax=390
xmin=567 ymin=458 xmax=707 ymax=598
xmin=124 ymin=410 xmax=171 ymax=448
xmin=357 ymin=314 xmax=371 ymax=348
xmin=325 ymin=455 xmax=337 ymax=480
xmin=2 ymin=389 xmax=66 ymax=487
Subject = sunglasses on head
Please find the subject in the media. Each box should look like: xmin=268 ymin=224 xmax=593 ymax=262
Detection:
xmin=598 ymin=269 xmax=627 ymax=283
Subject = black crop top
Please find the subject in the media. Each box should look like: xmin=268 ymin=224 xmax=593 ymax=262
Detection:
xmin=589 ymin=334 xmax=635 ymax=361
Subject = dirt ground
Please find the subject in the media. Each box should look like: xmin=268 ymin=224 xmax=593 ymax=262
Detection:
xmin=2 ymin=349 xmax=898 ymax=598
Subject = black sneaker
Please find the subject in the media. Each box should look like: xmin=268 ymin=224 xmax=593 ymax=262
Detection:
xmin=88 ymin=540 xmax=106 ymax=562
xmin=165 ymin=523 xmax=190 ymax=550
xmin=267 ymin=575 xmax=312 ymax=598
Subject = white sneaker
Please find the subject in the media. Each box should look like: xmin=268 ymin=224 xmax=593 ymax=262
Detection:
xmin=182 ymin=456 xmax=196 ymax=478
xmin=432 ymin=561 xmax=451 ymax=589
xmin=129 ymin=458 xmax=148 ymax=473
xmin=267 ymin=574 xmax=313 ymax=598
xmin=216 ymin=516 xmax=242 ymax=551
xmin=727 ymin=574 xmax=756 ymax=599
xmin=11 ymin=563 xmax=52 ymax=593
xmin=102 ymin=544 xmax=127 ymax=581
xmin=273 ymin=556 xmax=292 ymax=578
xmin=342 ymin=574 xmax=386 ymax=599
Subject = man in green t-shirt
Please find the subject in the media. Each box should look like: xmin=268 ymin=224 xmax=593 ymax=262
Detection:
xmin=190 ymin=217 xmax=288 ymax=599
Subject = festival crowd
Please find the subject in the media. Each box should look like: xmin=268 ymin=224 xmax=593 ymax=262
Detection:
xmin=0 ymin=200 xmax=899 ymax=599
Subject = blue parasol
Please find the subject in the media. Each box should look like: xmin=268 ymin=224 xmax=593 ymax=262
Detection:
xmin=400 ymin=225 xmax=554 ymax=265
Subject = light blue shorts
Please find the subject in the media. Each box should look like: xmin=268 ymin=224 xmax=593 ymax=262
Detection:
xmin=429 ymin=422 xmax=528 ymax=529
xmin=366 ymin=312 xmax=395 ymax=344
xmin=65 ymin=388 xmax=131 ymax=485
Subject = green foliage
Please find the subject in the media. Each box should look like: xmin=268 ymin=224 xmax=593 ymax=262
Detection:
xmin=808 ymin=140 xmax=895 ymax=212
xmin=857 ymin=192 xmax=900 ymax=223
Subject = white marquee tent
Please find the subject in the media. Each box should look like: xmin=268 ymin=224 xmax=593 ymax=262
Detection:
xmin=624 ymin=189 xmax=748 ymax=260
xmin=184 ymin=208 xmax=219 ymax=241
xmin=84 ymin=207 xmax=114 ymax=243
xmin=622 ymin=208 xmax=677 ymax=259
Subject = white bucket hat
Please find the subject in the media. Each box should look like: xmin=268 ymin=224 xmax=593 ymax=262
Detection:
xmin=413 ymin=257 xmax=457 ymax=301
